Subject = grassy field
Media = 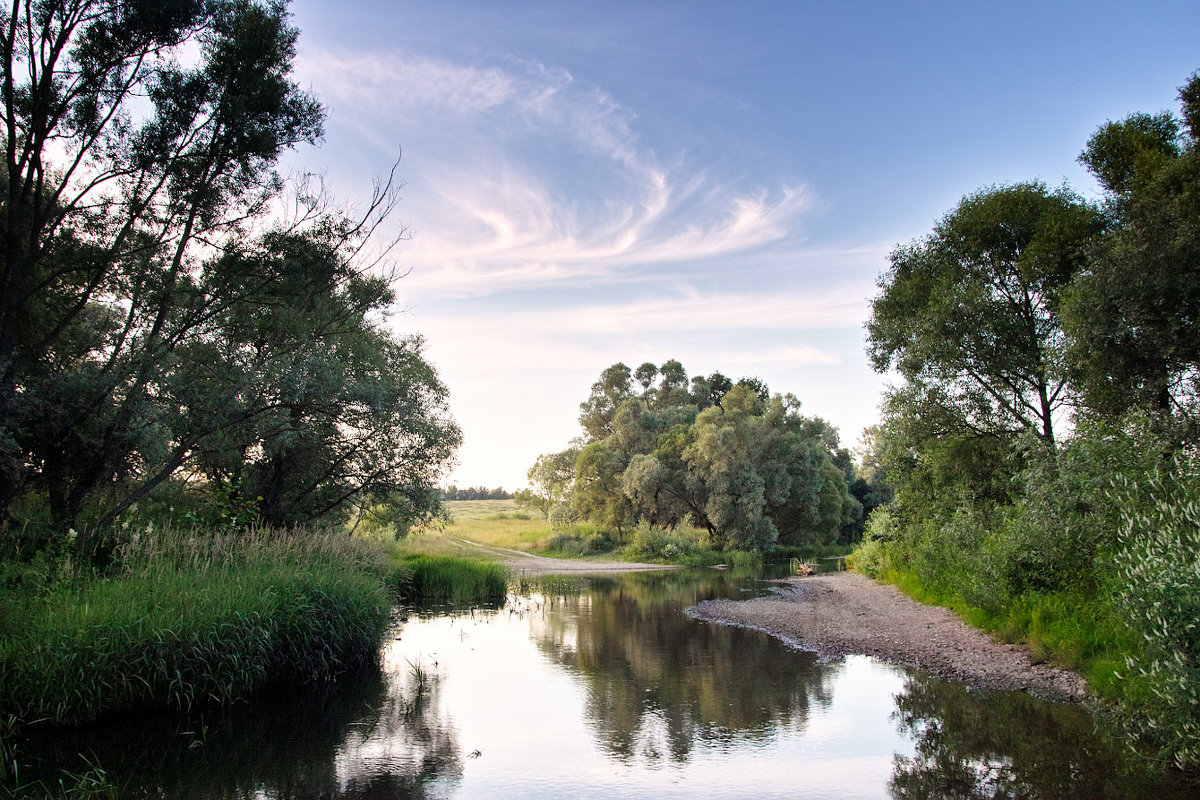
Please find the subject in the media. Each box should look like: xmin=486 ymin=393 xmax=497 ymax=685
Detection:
xmin=440 ymin=500 xmax=556 ymax=552
xmin=443 ymin=499 xmax=527 ymax=521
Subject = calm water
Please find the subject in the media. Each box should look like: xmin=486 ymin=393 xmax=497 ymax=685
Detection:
xmin=13 ymin=569 xmax=1191 ymax=798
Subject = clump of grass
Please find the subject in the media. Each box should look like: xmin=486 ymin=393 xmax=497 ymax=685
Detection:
xmin=0 ymin=527 xmax=392 ymax=727
xmin=388 ymin=554 xmax=509 ymax=606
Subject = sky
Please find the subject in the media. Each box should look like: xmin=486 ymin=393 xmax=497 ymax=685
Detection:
xmin=281 ymin=0 xmax=1200 ymax=491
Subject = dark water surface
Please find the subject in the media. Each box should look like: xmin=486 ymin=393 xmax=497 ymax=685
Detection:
xmin=13 ymin=569 xmax=1191 ymax=798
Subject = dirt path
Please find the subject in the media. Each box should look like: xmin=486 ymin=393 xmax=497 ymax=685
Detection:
xmin=687 ymin=571 xmax=1088 ymax=703
xmin=445 ymin=537 xmax=677 ymax=575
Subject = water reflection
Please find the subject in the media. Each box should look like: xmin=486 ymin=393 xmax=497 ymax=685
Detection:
xmin=6 ymin=570 xmax=1193 ymax=799
xmin=11 ymin=660 xmax=461 ymax=799
xmin=889 ymin=677 xmax=1191 ymax=799
xmin=524 ymin=570 xmax=836 ymax=764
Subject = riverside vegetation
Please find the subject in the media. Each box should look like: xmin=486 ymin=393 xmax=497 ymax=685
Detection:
xmin=0 ymin=526 xmax=509 ymax=728
xmin=850 ymin=71 xmax=1200 ymax=773
xmin=0 ymin=1 xmax=495 ymax=793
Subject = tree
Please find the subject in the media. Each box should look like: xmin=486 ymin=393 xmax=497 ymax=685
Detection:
xmin=579 ymin=363 xmax=632 ymax=440
xmin=572 ymin=440 xmax=632 ymax=539
xmin=868 ymin=183 xmax=1104 ymax=450
xmin=542 ymin=361 xmax=856 ymax=551
xmin=2 ymin=0 xmax=325 ymax=525
xmin=519 ymin=446 xmax=580 ymax=517
xmin=0 ymin=1 xmax=459 ymax=532
xmin=1065 ymin=73 xmax=1200 ymax=420
xmin=186 ymin=231 xmax=460 ymax=527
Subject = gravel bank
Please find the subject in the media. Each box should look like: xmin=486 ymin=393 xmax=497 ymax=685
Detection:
xmin=687 ymin=571 xmax=1088 ymax=703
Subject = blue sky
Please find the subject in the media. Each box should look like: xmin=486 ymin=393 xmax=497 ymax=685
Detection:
xmin=283 ymin=0 xmax=1199 ymax=490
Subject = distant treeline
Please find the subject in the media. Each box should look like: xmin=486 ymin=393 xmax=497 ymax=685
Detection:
xmin=443 ymin=487 xmax=513 ymax=501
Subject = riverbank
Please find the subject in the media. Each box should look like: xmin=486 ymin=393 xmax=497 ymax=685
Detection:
xmin=0 ymin=530 xmax=513 ymax=730
xmin=687 ymin=571 xmax=1088 ymax=703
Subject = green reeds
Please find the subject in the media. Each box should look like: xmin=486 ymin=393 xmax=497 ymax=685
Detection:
xmin=0 ymin=527 xmax=392 ymax=727
xmin=388 ymin=554 xmax=509 ymax=606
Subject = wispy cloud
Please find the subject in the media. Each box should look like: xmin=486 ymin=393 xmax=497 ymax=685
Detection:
xmin=298 ymin=48 xmax=816 ymax=296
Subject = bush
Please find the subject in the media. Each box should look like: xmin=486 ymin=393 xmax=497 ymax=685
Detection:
xmin=848 ymin=507 xmax=898 ymax=577
xmin=1112 ymin=465 xmax=1200 ymax=770
xmin=624 ymin=522 xmax=722 ymax=563
xmin=543 ymin=527 xmax=616 ymax=557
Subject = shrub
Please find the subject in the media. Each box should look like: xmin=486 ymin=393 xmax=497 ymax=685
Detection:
xmin=624 ymin=522 xmax=704 ymax=562
xmin=848 ymin=507 xmax=897 ymax=578
xmin=1112 ymin=465 xmax=1200 ymax=770
xmin=543 ymin=528 xmax=615 ymax=557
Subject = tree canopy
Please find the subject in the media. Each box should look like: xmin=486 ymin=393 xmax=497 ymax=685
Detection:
xmin=868 ymin=182 xmax=1104 ymax=450
xmin=530 ymin=360 xmax=860 ymax=550
xmin=1064 ymin=72 xmax=1200 ymax=420
xmin=0 ymin=0 xmax=460 ymax=535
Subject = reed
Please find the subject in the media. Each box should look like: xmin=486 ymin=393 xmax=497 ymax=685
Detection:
xmin=0 ymin=526 xmax=392 ymax=727
xmin=388 ymin=553 xmax=509 ymax=606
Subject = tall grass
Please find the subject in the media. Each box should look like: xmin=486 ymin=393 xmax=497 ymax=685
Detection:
xmin=0 ymin=527 xmax=392 ymax=726
xmin=388 ymin=554 xmax=509 ymax=606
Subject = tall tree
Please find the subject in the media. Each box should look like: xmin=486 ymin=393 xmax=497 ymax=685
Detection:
xmin=0 ymin=1 xmax=458 ymax=531
xmin=2 ymin=0 xmax=324 ymax=525
xmin=868 ymin=182 xmax=1104 ymax=449
xmin=1065 ymin=73 xmax=1200 ymax=420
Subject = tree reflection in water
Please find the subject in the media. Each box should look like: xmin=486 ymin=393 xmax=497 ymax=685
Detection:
xmin=889 ymin=676 xmax=1193 ymax=800
xmin=10 ymin=655 xmax=462 ymax=799
xmin=523 ymin=570 xmax=837 ymax=765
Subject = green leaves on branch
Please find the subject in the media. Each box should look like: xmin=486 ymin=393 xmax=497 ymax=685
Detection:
xmin=868 ymin=182 xmax=1104 ymax=449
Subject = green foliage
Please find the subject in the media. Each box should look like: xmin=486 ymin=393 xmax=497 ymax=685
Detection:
xmin=543 ymin=527 xmax=617 ymax=557
xmin=0 ymin=528 xmax=392 ymax=726
xmin=1065 ymin=73 xmax=1200 ymax=420
xmin=868 ymin=182 xmax=1104 ymax=449
xmin=388 ymin=554 xmax=509 ymax=607
xmin=531 ymin=361 xmax=860 ymax=553
xmin=0 ymin=0 xmax=459 ymax=535
xmin=1112 ymin=464 xmax=1200 ymax=770
xmin=845 ymin=507 xmax=897 ymax=578
xmin=857 ymin=70 xmax=1200 ymax=773
xmin=624 ymin=522 xmax=708 ymax=563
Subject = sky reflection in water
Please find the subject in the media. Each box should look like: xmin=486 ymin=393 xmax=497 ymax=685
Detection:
xmin=13 ymin=570 xmax=1192 ymax=798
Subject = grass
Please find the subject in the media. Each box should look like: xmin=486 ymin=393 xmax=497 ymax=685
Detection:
xmin=0 ymin=528 xmax=393 ymax=727
xmin=870 ymin=564 xmax=1135 ymax=701
xmin=0 ymin=525 xmax=517 ymax=732
xmin=421 ymin=512 xmax=773 ymax=569
xmin=443 ymin=499 xmax=529 ymax=521
xmin=387 ymin=553 xmax=509 ymax=606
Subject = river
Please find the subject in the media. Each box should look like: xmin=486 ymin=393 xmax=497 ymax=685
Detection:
xmin=14 ymin=568 xmax=1191 ymax=798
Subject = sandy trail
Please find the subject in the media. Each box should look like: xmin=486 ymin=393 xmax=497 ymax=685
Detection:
xmin=687 ymin=571 xmax=1088 ymax=703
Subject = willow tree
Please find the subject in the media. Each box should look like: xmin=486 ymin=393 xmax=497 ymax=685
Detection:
xmin=1 ymin=2 xmax=458 ymax=531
